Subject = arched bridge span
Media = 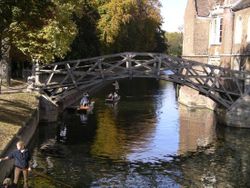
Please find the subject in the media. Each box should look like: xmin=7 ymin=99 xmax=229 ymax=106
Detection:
xmin=35 ymin=52 xmax=250 ymax=109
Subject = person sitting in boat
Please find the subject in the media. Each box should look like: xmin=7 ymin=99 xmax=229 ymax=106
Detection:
xmin=80 ymin=93 xmax=90 ymax=107
xmin=108 ymin=92 xmax=114 ymax=100
xmin=113 ymin=91 xmax=118 ymax=100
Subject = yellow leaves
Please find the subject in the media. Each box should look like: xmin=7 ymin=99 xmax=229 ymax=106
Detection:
xmin=97 ymin=0 xmax=135 ymax=44
xmin=97 ymin=0 xmax=162 ymax=49
xmin=6 ymin=0 xmax=164 ymax=63
xmin=9 ymin=1 xmax=80 ymax=64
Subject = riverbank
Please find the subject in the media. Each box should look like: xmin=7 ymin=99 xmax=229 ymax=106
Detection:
xmin=0 ymin=92 xmax=39 ymax=181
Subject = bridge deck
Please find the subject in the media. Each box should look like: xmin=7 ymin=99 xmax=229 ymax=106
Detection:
xmin=33 ymin=52 xmax=250 ymax=109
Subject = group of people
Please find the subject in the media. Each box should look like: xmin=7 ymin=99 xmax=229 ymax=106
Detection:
xmin=107 ymin=81 xmax=120 ymax=101
xmin=107 ymin=91 xmax=119 ymax=101
xmin=0 ymin=140 xmax=31 ymax=188
xmin=80 ymin=81 xmax=120 ymax=105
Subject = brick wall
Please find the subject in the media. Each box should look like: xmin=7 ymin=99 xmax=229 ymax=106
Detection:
xmin=180 ymin=1 xmax=250 ymax=109
xmin=194 ymin=18 xmax=210 ymax=55
xmin=183 ymin=0 xmax=196 ymax=56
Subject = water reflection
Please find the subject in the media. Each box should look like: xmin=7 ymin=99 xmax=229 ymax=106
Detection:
xmin=178 ymin=105 xmax=217 ymax=155
xmin=30 ymin=79 xmax=250 ymax=187
xmin=91 ymin=107 xmax=126 ymax=160
xmin=79 ymin=113 xmax=88 ymax=124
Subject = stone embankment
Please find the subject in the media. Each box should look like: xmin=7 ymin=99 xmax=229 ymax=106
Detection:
xmin=0 ymin=92 xmax=40 ymax=182
xmin=226 ymin=95 xmax=250 ymax=128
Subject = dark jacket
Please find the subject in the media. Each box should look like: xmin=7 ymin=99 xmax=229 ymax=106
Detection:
xmin=8 ymin=149 xmax=31 ymax=169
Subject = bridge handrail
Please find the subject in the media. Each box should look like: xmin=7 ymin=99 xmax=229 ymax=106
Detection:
xmin=34 ymin=52 xmax=250 ymax=109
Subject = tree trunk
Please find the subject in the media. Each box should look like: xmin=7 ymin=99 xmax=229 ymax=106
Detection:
xmin=0 ymin=33 xmax=11 ymax=86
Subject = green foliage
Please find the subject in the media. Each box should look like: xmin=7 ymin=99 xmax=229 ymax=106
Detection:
xmin=165 ymin=32 xmax=183 ymax=57
xmin=97 ymin=0 xmax=134 ymax=44
xmin=96 ymin=0 xmax=166 ymax=53
xmin=154 ymin=27 xmax=167 ymax=53
xmin=0 ymin=1 xmax=12 ymax=35
xmin=65 ymin=0 xmax=101 ymax=60
xmin=1 ymin=0 xmax=86 ymax=63
xmin=1 ymin=0 xmax=167 ymax=65
xmin=11 ymin=0 xmax=82 ymax=63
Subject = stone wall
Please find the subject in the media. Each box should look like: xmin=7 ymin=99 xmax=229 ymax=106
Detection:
xmin=0 ymin=107 xmax=40 ymax=182
xmin=39 ymin=95 xmax=59 ymax=122
xmin=226 ymin=95 xmax=250 ymax=128
xmin=193 ymin=18 xmax=210 ymax=55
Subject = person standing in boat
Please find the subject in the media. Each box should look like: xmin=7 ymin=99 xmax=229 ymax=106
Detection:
xmin=112 ymin=81 xmax=119 ymax=93
xmin=80 ymin=93 xmax=90 ymax=107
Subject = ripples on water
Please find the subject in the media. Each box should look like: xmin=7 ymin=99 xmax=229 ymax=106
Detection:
xmin=30 ymin=79 xmax=250 ymax=188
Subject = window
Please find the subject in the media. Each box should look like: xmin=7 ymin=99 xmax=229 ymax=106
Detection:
xmin=247 ymin=17 xmax=250 ymax=42
xmin=235 ymin=16 xmax=242 ymax=44
xmin=210 ymin=17 xmax=223 ymax=45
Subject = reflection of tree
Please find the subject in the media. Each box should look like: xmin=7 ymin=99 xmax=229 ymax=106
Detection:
xmin=91 ymin=78 xmax=160 ymax=160
xmin=178 ymin=105 xmax=217 ymax=155
xmin=91 ymin=108 xmax=126 ymax=159
xmin=79 ymin=113 xmax=88 ymax=123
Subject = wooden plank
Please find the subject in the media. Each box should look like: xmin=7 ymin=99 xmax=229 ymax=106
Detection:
xmin=45 ymin=65 xmax=58 ymax=86
xmin=66 ymin=63 xmax=78 ymax=88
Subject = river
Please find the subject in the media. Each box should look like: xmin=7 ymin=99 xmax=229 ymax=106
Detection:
xmin=29 ymin=78 xmax=250 ymax=188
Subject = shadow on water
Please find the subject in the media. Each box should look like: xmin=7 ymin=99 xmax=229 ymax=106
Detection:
xmin=28 ymin=78 xmax=250 ymax=188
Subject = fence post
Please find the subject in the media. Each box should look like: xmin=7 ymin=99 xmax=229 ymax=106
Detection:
xmin=34 ymin=60 xmax=40 ymax=86
xmin=27 ymin=59 xmax=40 ymax=92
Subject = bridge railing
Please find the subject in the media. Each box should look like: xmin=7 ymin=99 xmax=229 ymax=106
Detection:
xmin=34 ymin=52 xmax=250 ymax=109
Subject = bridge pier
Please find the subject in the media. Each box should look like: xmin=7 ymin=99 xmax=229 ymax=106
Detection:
xmin=39 ymin=95 xmax=59 ymax=122
xmin=226 ymin=95 xmax=250 ymax=128
xmin=178 ymin=86 xmax=216 ymax=110
xmin=39 ymin=82 xmax=109 ymax=122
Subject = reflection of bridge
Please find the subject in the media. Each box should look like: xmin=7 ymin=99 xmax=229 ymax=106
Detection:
xmin=34 ymin=52 xmax=250 ymax=109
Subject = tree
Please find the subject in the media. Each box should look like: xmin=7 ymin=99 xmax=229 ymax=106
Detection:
xmin=165 ymin=32 xmax=183 ymax=57
xmin=11 ymin=0 xmax=83 ymax=63
xmin=0 ymin=0 xmax=84 ymax=85
xmin=0 ymin=1 xmax=53 ymax=85
xmin=65 ymin=0 xmax=101 ymax=60
xmin=95 ymin=0 xmax=166 ymax=53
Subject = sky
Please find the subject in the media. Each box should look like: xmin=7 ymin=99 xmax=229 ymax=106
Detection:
xmin=160 ymin=0 xmax=188 ymax=32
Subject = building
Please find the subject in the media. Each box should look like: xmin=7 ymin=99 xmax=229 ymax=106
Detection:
xmin=180 ymin=0 xmax=250 ymax=109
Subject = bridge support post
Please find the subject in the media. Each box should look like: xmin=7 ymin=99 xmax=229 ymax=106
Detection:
xmin=27 ymin=60 xmax=40 ymax=92
xmin=126 ymin=56 xmax=132 ymax=79
xmin=156 ymin=57 xmax=162 ymax=79
xmin=34 ymin=61 xmax=40 ymax=86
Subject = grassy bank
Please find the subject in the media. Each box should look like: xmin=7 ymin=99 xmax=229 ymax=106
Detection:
xmin=0 ymin=92 xmax=39 ymax=151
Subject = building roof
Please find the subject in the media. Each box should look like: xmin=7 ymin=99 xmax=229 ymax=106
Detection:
xmin=195 ymin=0 xmax=223 ymax=17
xmin=195 ymin=0 xmax=210 ymax=17
xmin=233 ymin=0 xmax=250 ymax=11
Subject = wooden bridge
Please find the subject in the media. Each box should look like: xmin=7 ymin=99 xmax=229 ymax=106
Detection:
xmin=33 ymin=52 xmax=250 ymax=109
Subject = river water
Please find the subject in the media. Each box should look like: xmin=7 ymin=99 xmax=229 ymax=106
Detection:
xmin=29 ymin=78 xmax=250 ymax=188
